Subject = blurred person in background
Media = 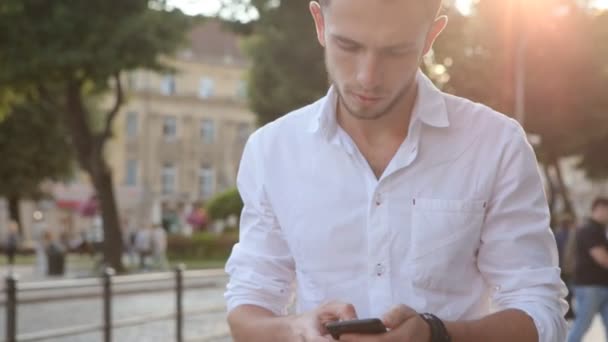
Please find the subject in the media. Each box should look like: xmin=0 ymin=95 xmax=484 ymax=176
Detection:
xmin=567 ymin=197 xmax=608 ymax=342
xmin=555 ymin=213 xmax=577 ymax=320
xmin=4 ymin=220 xmax=20 ymax=267
xmin=134 ymin=226 xmax=152 ymax=271
xmin=152 ymin=223 xmax=169 ymax=270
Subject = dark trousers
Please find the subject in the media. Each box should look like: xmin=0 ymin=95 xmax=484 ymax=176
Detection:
xmin=562 ymin=274 xmax=575 ymax=319
xmin=6 ymin=248 xmax=16 ymax=265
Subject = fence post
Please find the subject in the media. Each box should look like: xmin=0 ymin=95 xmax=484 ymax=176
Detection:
xmin=175 ymin=264 xmax=185 ymax=342
xmin=5 ymin=272 xmax=17 ymax=342
xmin=103 ymin=267 xmax=115 ymax=342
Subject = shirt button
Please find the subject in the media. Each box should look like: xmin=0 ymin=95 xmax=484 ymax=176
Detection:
xmin=375 ymin=194 xmax=382 ymax=206
xmin=375 ymin=263 xmax=385 ymax=276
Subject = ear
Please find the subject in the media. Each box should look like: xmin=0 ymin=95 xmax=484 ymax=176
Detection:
xmin=309 ymin=1 xmax=326 ymax=47
xmin=422 ymin=15 xmax=448 ymax=56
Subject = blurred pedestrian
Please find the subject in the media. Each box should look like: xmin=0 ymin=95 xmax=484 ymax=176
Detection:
xmin=152 ymin=223 xmax=169 ymax=270
xmin=134 ymin=227 xmax=152 ymax=270
xmin=555 ymin=213 xmax=577 ymax=320
xmin=568 ymin=197 xmax=608 ymax=342
xmin=4 ymin=220 xmax=20 ymax=267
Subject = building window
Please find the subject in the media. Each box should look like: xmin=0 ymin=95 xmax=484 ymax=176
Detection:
xmin=198 ymin=77 xmax=215 ymax=99
xmin=162 ymin=116 xmax=177 ymax=140
xmin=127 ymin=72 xmax=137 ymax=90
xmin=161 ymin=74 xmax=176 ymax=95
xmin=200 ymin=119 xmax=215 ymax=144
xmin=126 ymin=111 xmax=138 ymax=138
xmin=237 ymin=122 xmax=251 ymax=144
xmin=236 ymin=80 xmax=247 ymax=99
xmin=125 ymin=159 xmax=138 ymax=186
xmin=199 ymin=165 xmax=215 ymax=200
xmin=161 ymin=163 xmax=177 ymax=195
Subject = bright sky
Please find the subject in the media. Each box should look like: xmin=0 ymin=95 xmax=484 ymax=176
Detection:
xmin=167 ymin=0 xmax=221 ymax=16
xmin=167 ymin=0 xmax=608 ymax=16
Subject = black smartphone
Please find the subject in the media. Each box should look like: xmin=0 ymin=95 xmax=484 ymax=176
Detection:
xmin=325 ymin=318 xmax=387 ymax=340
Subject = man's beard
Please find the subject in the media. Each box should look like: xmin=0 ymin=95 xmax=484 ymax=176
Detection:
xmin=330 ymin=75 xmax=416 ymax=121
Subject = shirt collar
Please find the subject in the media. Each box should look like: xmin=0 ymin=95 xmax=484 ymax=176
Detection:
xmin=413 ymin=69 xmax=450 ymax=128
xmin=308 ymin=69 xmax=450 ymax=138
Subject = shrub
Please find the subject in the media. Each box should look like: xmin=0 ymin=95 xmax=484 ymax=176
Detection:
xmin=167 ymin=231 xmax=239 ymax=260
xmin=205 ymin=188 xmax=243 ymax=221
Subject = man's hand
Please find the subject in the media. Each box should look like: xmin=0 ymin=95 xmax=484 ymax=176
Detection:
xmin=338 ymin=304 xmax=431 ymax=342
xmin=289 ymin=301 xmax=360 ymax=341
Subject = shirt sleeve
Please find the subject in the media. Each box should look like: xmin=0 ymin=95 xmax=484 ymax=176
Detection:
xmin=477 ymin=123 xmax=568 ymax=342
xmin=224 ymin=130 xmax=296 ymax=316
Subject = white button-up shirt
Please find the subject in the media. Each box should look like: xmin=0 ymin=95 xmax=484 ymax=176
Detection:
xmin=225 ymin=70 xmax=568 ymax=341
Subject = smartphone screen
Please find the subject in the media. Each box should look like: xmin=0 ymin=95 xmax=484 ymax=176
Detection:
xmin=325 ymin=318 xmax=387 ymax=340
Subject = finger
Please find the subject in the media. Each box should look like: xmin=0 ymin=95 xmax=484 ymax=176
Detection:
xmin=381 ymin=304 xmax=418 ymax=329
xmin=319 ymin=301 xmax=359 ymax=321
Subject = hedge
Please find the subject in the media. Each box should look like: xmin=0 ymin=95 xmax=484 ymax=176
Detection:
xmin=205 ymin=187 xmax=243 ymax=221
xmin=167 ymin=231 xmax=239 ymax=260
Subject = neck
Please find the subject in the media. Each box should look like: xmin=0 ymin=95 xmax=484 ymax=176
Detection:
xmin=337 ymin=83 xmax=418 ymax=147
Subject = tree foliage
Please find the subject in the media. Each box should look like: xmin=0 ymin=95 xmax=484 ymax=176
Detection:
xmin=0 ymin=0 xmax=191 ymax=272
xmin=221 ymin=0 xmax=327 ymax=125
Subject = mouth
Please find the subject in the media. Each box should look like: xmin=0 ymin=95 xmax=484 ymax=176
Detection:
xmin=353 ymin=93 xmax=382 ymax=105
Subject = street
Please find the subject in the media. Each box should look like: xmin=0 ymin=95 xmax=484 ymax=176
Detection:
xmin=0 ymin=273 xmax=231 ymax=341
xmin=0 ymin=268 xmax=605 ymax=341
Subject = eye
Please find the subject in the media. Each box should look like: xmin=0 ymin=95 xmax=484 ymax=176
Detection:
xmin=336 ymin=40 xmax=360 ymax=52
xmin=384 ymin=48 xmax=415 ymax=57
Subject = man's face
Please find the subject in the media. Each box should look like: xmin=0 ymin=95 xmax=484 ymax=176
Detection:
xmin=310 ymin=0 xmax=445 ymax=120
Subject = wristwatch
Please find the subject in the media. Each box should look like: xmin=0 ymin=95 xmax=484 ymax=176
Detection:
xmin=420 ymin=313 xmax=451 ymax=342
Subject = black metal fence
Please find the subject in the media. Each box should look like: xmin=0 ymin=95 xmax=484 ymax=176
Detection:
xmin=3 ymin=266 xmax=227 ymax=342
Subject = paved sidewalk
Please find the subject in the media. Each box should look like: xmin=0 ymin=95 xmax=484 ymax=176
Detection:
xmin=2 ymin=264 xmax=605 ymax=342
xmin=1 ymin=259 xmax=98 ymax=282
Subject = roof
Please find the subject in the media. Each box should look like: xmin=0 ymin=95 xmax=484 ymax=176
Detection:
xmin=181 ymin=19 xmax=248 ymax=66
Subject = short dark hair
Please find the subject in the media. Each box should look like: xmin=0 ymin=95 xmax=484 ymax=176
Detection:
xmin=319 ymin=0 xmax=443 ymax=18
xmin=592 ymin=197 xmax=608 ymax=211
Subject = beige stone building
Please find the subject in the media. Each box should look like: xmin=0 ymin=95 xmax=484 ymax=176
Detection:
xmin=107 ymin=20 xmax=255 ymax=232
xmin=1 ymin=20 xmax=256 ymax=242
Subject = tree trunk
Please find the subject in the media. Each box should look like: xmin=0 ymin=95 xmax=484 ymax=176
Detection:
xmin=541 ymin=163 xmax=556 ymax=225
xmin=61 ymin=80 xmax=125 ymax=273
xmin=90 ymin=158 xmax=125 ymax=273
xmin=7 ymin=195 xmax=22 ymax=234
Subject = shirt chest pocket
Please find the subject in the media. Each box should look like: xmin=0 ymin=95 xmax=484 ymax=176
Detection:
xmin=407 ymin=198 xmax=486 ymax=293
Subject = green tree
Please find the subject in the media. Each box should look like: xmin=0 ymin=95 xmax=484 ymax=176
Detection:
xmin=222 ymin=0 xmax=327 ymax=125
xmin=576 ymin=11 xmax=608 ymax=181
xmin=0 ymin=0 xmax=190 ymax=272
xmin=431 ymin=0 xmax=608 ymax=220
xmin=206 ymin=188 xmax=243 ymax=222
xmin=0 ymin=100 xmax=74 ymax=232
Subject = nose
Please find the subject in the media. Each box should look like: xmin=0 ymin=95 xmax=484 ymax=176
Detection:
xmin=356 ymin=52 xmax=382 ymax=90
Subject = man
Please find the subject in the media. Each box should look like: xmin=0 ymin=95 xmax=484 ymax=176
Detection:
xmin=567 ymin=198 xmax=608 ymax=342
xmin=225 ymin=1 xmax=568 ymax=341
xmin=151 ymin=223 xmax=169 ymax=270
xmin=5 ymin=220 xmax=20 ymax=267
